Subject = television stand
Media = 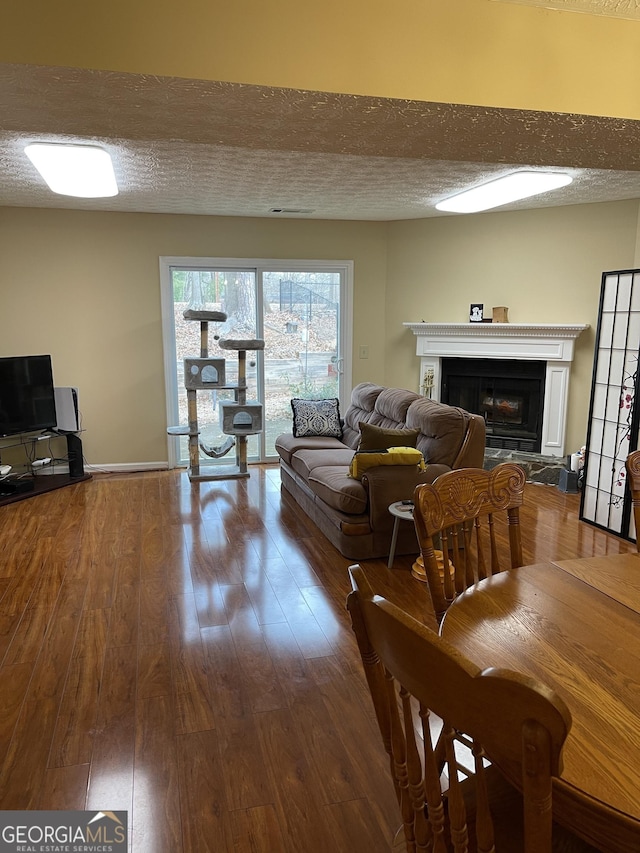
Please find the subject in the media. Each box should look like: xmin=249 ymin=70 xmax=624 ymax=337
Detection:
xmin=0 ymin=430 xmax=91 ymax=508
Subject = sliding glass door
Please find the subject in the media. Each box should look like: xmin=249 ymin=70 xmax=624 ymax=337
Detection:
xmin=160 ymin=258 xmax=353 ymax=466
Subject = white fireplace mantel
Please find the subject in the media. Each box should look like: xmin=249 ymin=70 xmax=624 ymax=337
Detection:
xmin=403 ymin=322 xmax=590 ymax=457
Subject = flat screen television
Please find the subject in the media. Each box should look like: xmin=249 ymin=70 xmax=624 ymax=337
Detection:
xmin=0 ymin=354 xmax=57 ymax=437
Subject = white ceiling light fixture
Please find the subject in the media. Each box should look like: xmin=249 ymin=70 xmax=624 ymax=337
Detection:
xmin=435 ymin=171 xmax=573 ymax=213
xmin=24 ymin=143 xmax=118 ymax=198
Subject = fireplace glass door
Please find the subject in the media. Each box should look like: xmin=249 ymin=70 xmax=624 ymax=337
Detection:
xmin=442 ymin=358 xmax=545 ymax=453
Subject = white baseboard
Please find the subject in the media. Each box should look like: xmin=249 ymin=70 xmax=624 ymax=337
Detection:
xmin=85 ymin=462 xmax=170 ymax=473
xmin=24 ymin=461 xmax=172 ymax=479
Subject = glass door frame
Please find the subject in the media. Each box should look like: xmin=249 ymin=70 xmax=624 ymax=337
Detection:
xmin=159 ymin=256 xmax=354 ymax=468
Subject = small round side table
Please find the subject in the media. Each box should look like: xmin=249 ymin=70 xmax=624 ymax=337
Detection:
xmin=387 ymin=501 xmax=449 ymax=583
xmin=387 ymin=501 xmax=415 ymax=570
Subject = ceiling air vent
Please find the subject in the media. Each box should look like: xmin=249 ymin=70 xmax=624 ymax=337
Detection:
xmin=269 ymin=207 xmax=315 ymax=215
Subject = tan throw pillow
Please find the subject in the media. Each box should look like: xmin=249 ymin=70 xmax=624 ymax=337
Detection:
xmin=358 ymin=421 xmax=420 ymax=452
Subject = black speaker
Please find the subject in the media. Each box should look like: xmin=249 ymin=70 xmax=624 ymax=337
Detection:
xmin=54 ymin=386 xmax=80 ymax=431
xmin=557 ymin=468 xmax=578 ymax=494
xmin=66 ymin=433 xmax=85 ymax=478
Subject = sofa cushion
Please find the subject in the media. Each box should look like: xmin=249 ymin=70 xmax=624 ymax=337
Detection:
xmin=275 ymin=433 xmax=346 ymax=466
xmin=358 ymin=421 xmax=420 ymax=451
xmin=342 ymin=383 xmax=422 ymax=449
xmin=369 ymin=386 xmax=421 ymax=428
xmin=291 ymin=397 xmax=343 ymax=438
xmin=290 ymin=447 xmax=355 ymax=482
xmin=406 ymin=397 xmax=467 ymax=464
xmin=341 ymin=382 xmax=386 ymax=448
xmin=307 ymin=465 xmax=368 ymax=514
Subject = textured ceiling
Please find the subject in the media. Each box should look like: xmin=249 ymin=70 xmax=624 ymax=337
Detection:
xmin=491 ymin=0 xmax=640 ymax=20
xmin=2 ymin=63 xmax=640 ymax=220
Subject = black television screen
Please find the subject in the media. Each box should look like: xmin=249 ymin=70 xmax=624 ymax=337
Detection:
xmin=0 ymin=355 xmax=57 ymax=437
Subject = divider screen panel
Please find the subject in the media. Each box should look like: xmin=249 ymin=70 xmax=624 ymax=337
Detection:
xmin=580 ymin=269 xmax=640 ymax=539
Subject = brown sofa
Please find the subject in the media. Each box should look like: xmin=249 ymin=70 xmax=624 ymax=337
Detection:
xmin=275 ymin=382 xmax=486 ymax=559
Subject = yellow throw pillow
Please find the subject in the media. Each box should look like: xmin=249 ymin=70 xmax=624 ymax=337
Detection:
xmin=348 ymin=446 xmax=426 ymax=479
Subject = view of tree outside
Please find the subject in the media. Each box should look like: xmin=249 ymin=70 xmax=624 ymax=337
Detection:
xmin=171 ymin=268 xmax=340 ymax=463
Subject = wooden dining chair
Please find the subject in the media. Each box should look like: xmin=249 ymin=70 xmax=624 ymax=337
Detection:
xmin=625 ymin=450 xmax=640 ymax=547
xmin=412 ymin=462 xmax=526 ymax=623
xmin=347 ymin=564 xmax=598 ymax=853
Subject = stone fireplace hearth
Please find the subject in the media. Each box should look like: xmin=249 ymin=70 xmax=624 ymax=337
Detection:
xmin=403 ymin=322 xmax=589 ymax=457
xmin=483 ymin=447 xmax=569 ymax=486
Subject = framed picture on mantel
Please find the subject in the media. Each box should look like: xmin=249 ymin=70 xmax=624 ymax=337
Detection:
xmin=469 ymin=304 xmax=483 ymax=322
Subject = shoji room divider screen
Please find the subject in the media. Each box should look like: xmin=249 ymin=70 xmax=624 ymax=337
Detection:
xmin=580 ymin=268 xmax=640 ymax=541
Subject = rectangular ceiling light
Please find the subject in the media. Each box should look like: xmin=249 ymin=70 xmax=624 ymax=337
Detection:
xmin=435 ymin=171 xmax=572 ymax=213
xmin=25 ymin=143 xmax=118 ymax=198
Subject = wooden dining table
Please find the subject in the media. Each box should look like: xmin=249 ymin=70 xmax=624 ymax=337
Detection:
xmin=440 ymin=551 xmax=640 ymax=853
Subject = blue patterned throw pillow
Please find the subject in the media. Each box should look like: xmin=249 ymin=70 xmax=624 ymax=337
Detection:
xmin=291 ymin=398 xmax=343 ymax=438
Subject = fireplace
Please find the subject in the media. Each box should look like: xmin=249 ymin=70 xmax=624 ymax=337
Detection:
xmin=441 ymin=358 xmax=546 ymax=453
xmin=403 ymin=323 xmax=589 ymax=457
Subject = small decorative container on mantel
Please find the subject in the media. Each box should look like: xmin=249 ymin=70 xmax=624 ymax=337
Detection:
xmin=492 ymin=306 xmax=509 ymax=323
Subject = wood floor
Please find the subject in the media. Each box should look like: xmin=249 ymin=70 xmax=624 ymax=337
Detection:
xmin=0 ymin=467 xmax=635 ymax=852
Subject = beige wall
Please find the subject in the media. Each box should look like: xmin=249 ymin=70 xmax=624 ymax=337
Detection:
xmin=385 ymin=199 xmax=640 ymax=453
xmin=635 ymin=213 xmax=640 ymax=268
xmin=0 ymin=207 xmax=387 ymax=466
xmin=2 ymin=200 xmax=639 ymax=465
xmin=4 ymin=1 xmax=640 ymax=119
